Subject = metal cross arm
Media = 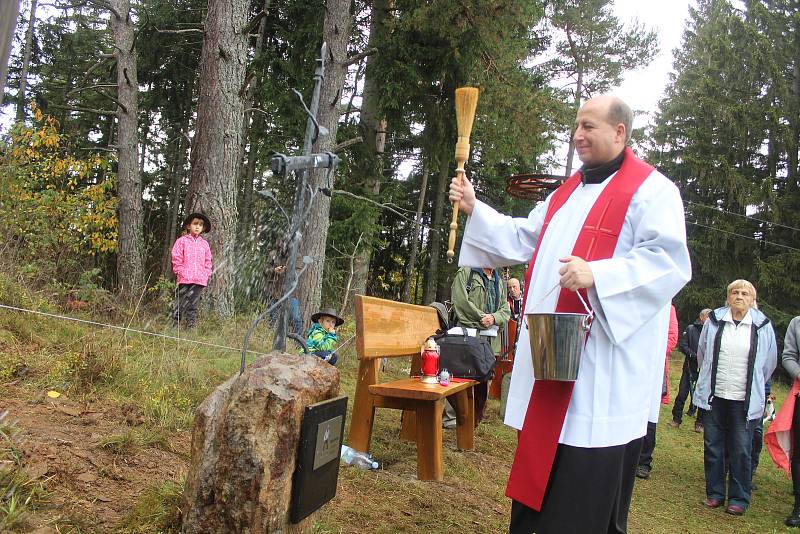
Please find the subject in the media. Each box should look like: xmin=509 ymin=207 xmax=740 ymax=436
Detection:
xmin=271 ymin=151 xmax=340 ymax=176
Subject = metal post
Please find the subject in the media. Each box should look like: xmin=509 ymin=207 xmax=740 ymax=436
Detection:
xmin=272 ymin=43 xmax=327 ymax=352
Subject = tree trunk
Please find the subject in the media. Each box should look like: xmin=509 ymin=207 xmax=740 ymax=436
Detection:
xmin=0 ymin=0 xmax=20 ymax=93
xmin=111 ymin=0 xmax=145 ymax=298
xmin=564 ymin=67 xmax=583 ymax=177
xmin=789 ymin=17 xmax=800 ymax=187
xmin=161 ymin=126 xmax=189 ymax=276
xmin=186 ymin=0 xmax=250 ymax=317
xmin=401 ymin=167 xmax=428 ymax=303
xmin=237 ymin=0 xmax=271 ymax=236
xmin=424 ymin=139 xmax=450 ymax=304
xmin=347 ymin=0 xmax=389 ymax=313
xmin=294 ymin=0 xmax=353 ymax=328
xmin=15 ymin=0 xmax=36 ymax=122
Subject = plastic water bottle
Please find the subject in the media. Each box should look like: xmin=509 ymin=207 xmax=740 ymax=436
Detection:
xmin=340 ymin=445 xmax=379 ymax=470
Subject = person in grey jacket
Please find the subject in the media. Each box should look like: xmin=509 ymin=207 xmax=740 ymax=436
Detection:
xmin=693 ymin=279 xmax=777 ymax=516
xmin=781 ymin=315 xmax=800 ymax=527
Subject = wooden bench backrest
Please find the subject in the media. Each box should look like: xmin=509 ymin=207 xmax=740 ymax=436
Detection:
xmin=355 ymin=295 xmax=440 ymax=360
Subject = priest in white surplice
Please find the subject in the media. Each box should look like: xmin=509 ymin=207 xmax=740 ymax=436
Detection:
xmin=449 ymin=95 xmax=691 ymax=534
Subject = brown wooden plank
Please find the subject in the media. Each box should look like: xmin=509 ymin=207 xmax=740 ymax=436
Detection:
xmin=371 ymin=396 xmax=413 ymax=411
xmin=369 ymin=378 xmax=475 ymax=401
xmin=415 ymin=399 xmax=444 ymax=481
xmin=355 ymin=295 xmax=440 ymax=359
xmin=348 ymin=359 xmax=379 ymax=453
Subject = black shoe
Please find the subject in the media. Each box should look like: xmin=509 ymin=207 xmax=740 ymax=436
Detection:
xmin=787 ymin=503 xmax=800 ymax=527
xmin=635 ymin=465 xmax=650 ymax=479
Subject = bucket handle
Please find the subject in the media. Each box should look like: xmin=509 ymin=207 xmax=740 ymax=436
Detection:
xmin=575 ymin=290 xmax=594 ymax=331
xmin=529 ymin=281 xmax=594 ymax=331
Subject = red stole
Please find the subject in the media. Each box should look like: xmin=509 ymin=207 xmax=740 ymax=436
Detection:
xmin=505 ymin=147 xmax=654 ymax=511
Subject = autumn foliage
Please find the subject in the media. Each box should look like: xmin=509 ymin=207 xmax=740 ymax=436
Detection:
xmin=0 ymin=105 xmax=117 ymax=280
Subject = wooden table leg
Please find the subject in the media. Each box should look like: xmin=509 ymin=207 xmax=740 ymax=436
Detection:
xmin=415 ymin=399 xmax=444 ymax=481
xmin=400 ymin=409 xmax=417 ymax=441
xmin=453 ymin=387 xmax=475 ymax=451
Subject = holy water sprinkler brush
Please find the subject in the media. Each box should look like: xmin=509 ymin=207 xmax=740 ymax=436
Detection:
xmin=447 ymin=87 xmax=480 ymax=263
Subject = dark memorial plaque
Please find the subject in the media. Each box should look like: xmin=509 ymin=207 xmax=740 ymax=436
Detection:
xmin=290 ymin=395 xmax=348 ymax=523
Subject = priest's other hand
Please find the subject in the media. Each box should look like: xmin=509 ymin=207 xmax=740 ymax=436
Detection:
xmin=448 ymin=174 xmax=476 ymax=215
xmin=558 ymin=256 xmax=594 ymax=290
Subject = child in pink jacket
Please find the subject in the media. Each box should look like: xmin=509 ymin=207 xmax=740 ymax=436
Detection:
xmin=171 ymin=212 xmax=213 ymax=328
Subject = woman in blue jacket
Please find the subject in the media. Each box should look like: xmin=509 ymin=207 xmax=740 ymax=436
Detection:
xmin=693 ymin=279 xmax=777 ymax=516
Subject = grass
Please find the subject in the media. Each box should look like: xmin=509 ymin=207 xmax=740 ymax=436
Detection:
xmin=313 ymin=352 xmax=800 ymax=533
xmin=0 ymin=412 xmax=46 ymax=531
xmin=2 ymin=268 xmax=800 ymax=532
xmin=118 ymin=479 xmax=184 ymax=533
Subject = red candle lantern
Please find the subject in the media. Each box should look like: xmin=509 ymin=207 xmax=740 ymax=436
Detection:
xmin=420 ymin=338 xmax=440 ymax=384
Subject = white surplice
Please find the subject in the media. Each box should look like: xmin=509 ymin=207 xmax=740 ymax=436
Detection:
xmin=459 ymin=169 xmax=691 ymax=448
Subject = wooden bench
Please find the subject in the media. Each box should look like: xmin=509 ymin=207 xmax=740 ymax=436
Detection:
xmin=347 ymin=295 xmax=476 ymax=481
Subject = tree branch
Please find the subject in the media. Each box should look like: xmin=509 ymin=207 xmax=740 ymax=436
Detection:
xmin=331 ymin=189 xmax=437 ymax=232
xmin=243 ymin=10 xmax=267 ymax=35
xmin=50 ymin=104 xmax=116 ymax=116
xmin=239 ymin=71 xmax=255 ymax=97
xmin=155 ymin=27 xmax=204 ymax=34
xmin=333 ymin=137 xmax=363 ymax=152
xmin=86 ymin=0 xmax=120 ymax=19
xmin=342 ymin=47 xmax=377 ymax=68
xmin=93 ymin=87 xmax=127 ymax=114
xmin=68 ymin=83 xmax=118 ymax=95
xmin=78 ymin=56 xmax=115 ymax=87
xmin=243 ymin=107 xmax=270 ymax=118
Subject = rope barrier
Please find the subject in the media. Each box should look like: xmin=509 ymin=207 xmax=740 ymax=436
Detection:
xmin=0 ymin=303 xmax=272 ymax=358
xmin=685 ymin=221 xmax=800 ymax=252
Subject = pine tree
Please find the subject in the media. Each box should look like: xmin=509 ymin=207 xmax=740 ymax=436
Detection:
xmin=650 ymin=0 xmax=800 ymax=328
xmin=185 ymin=0 xmax=251 ymax=317
xmin=545 ymin=0 xmax=658 ymax=175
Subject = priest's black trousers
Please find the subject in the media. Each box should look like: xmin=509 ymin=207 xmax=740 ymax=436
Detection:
xmin=509 ymin=437 xmax=643 ymax=534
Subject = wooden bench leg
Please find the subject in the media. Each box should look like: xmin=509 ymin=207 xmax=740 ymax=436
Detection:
xmin=400 ymin=409 xmax=416 ymax=442
xmin=453 ymin=387 xmax=475 ymax=451
xmin=415 ymin=398 xmax=444 ymax=481
xmin=349 ymin=360 xmax=379 ymax=453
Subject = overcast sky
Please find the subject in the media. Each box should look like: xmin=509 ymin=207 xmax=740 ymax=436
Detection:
xmin=545 ymin=0 xmax=693 ymax=174
xmin=610 ymin=0 xmax=693 ymax=128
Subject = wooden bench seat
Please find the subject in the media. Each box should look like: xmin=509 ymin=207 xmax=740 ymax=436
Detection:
xmin=348 ymin=295 xmax=476 ymax=481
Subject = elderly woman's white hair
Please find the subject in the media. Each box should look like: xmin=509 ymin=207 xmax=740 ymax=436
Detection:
xmin=726 ymin=279 xmax=757 ymax=306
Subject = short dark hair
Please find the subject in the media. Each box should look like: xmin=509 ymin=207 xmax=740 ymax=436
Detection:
xmin=607 ymin=98 xmax=634 ymax=143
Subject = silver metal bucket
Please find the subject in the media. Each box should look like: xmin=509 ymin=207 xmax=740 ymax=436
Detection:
xmin=527 ymin=312 xmax=591 ymax=381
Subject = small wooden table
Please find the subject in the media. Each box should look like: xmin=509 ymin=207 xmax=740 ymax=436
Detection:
xmin=348 ymin=295 xmax=477 ymax=481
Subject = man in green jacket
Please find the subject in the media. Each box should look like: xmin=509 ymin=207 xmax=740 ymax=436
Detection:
xmin=447 ymin=266 xmax=511 ymax=426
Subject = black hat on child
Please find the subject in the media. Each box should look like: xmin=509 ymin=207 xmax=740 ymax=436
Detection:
xmin=182 ymin=212 xmax=211 ymax=233
xmin=311 ymin=308 xmax=345 ymax=327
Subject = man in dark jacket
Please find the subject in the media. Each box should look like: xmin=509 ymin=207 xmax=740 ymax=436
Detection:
xmin=670 ymin=308 xmax=711 ymax=431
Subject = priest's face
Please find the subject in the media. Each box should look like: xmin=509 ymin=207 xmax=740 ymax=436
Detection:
xmin=573 ymin=97 xmax=626 ymax=167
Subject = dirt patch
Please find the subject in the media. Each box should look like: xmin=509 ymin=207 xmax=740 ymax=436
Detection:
xmin=1 ymin=385 xmax=189 ymax=533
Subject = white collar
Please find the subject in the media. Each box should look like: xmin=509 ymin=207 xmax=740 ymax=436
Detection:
xmin=722 ymin=308 xmax=753 ymax=326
